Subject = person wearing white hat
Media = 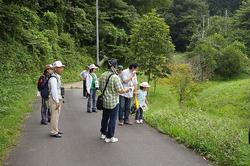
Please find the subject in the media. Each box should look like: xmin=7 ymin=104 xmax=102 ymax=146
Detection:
xmin=135 ymin=82 xmax=150 ymax=124
xmin=48 ymin=60 xmax=65 ymax=138
xmin=86 ymin=64 xmax=99 ymax=113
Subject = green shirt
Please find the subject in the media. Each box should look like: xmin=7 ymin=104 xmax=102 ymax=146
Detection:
xmin=90 ymin=73 xmax=96 ymax=90
xmin=99 ymin=71 xmax=123 ymax=109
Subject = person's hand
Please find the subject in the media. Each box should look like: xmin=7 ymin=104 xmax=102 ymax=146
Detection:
xmin=124 ymin=88 xmax=129 ymax=93
xmin=86 ymin=93 xmax=90 ymax=97
xmin=55 ymin=103 xmax=60 ymax=110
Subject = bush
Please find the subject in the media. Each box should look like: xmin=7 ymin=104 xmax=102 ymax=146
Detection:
xmin=159 ymin=64 xmax=197 ymax=103
xmin=215 ymin=43 xmax=248 ymax=78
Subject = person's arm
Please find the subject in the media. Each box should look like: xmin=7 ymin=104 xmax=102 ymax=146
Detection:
xmin=133 ymin=74 xmax=138 ymax=95
xmin=85 ymin=74 xmax=91 ymax=95
xmin=113 ymin=75 xmax=129 ymax=94
xmin=80 ymin=71 xmax=84 ymax=81
xmin=122 ymin=72 xmax=135 ymax=84
xmin=94 ymin=73 xmax=99 ymax=89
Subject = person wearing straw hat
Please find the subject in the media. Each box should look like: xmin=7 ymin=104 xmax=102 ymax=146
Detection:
xmin=37 ymin=64 xmax=54 ymax=125
xmin=48 ymin=60 xmax=65 ymax=138
xmin=86 ymin=64 xmax=99 ymax=113
xmin=135 ymin=82 xmax=150 ymax=124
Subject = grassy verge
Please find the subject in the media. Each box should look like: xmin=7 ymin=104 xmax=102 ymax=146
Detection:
xmin=145 ymin=79 xmax=250 ymax=166
xmin=0 ymin=77 xmax=36 ymax=165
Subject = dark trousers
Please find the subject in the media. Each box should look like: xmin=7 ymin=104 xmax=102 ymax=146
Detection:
xmin=87 ymin=89 xmax=97 ymax=112
xmin=41 ymin=98 xmax=50 ymax=122
xmin=83 ymin=80 xmax=87 ymax=97
xmin=135 ymin=107 xmax=143 ymax=120
xmin=100 ymin=104 xmax=119 ymax=138
xmin=119 ymin=96 xmax=131 ymax=122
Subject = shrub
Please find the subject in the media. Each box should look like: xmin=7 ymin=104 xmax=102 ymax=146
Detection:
xmin=215 ymin=43 xmax=248 ymax=78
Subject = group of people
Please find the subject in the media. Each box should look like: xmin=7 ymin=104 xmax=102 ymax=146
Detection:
xmin=37 ymin=60 xmax=65 ymax=138
xmin=80 ymin=59 xmax=150 ymax=143
xmin=37 ymin=58 xmax=150 ymax=142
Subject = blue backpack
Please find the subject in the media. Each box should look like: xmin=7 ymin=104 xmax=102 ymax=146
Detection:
xmin=37 ymin=75 xmax=57 ymax=99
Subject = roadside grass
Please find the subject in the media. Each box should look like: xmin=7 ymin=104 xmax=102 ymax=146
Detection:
xmin=0 ymin=77 xmax=35 ymax=165
xmin=145 ymin=79 xmax=250 ymax=166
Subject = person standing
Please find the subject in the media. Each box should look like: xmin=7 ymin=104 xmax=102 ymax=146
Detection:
xmin=135 ymin=82 xmax=150 ymax=124
xmin=37 ymin=64 xmax=53 ymax=125
xmin=80 ymin=65 xmax=89 ymax=97
xmin=99 ymin=59 xmax=129 ymax=143
xmin=119 ymin=63 xmax=139 ymax=125
xmin=86 ymin=64 xmax=99 ymax=113
xmin=49 ymin=60 xmax=65 ymax=138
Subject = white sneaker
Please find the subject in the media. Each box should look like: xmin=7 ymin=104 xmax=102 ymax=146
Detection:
xmin=135 ymin=120 xmax=140 ymax=124
xmin=139 ymin=119 xmax=143 ymax=124
xmin=100 ymin=134 xmax=106 ymax=140
xmin=105 ymin=137 xmax=118 ymax=143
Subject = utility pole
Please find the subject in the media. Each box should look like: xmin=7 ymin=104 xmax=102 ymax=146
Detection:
xmin=225 ymin=10 xmax=228 ymax=33
xmin=207 ymin=10 xmax=210 ymax=28
xmin=96 ymin=0 xmax=99 ymax=65
xmin=202 ymin=15 xmax=205 ymax=38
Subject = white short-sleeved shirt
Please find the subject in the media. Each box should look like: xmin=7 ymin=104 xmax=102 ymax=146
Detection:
xmin=120 ymin=68 xmax=138 ymax=98
xmin=80 ymin=70 xmax=88 ymax=80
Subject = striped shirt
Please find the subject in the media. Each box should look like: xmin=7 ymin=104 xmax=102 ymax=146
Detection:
xmin=99 ymin=71 xmax=123 ymax=109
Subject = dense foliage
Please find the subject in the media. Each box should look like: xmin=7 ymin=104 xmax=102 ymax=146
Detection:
xmin=130 ymin=10 xmax=174 ymax=82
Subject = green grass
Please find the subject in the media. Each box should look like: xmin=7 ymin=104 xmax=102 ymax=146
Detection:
xmin=145 ymin=79 xmax=250 ymax=166
xmin=0 ymin=77 xmax=36 ymax=165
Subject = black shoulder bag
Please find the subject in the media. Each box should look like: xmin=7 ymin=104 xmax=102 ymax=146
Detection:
xmin=96 ymin=74 xmax=113 ymax=110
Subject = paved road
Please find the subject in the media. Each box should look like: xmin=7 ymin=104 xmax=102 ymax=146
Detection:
xmin=4 ymin=89 xmax=209 ymax=166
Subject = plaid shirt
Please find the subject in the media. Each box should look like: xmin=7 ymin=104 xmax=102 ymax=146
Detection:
xmin=99 ymin=71 xmax=123 ymax=109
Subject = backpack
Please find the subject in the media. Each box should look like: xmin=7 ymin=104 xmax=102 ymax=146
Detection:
xmin=37 ymin=75 xmax=57 ymax=99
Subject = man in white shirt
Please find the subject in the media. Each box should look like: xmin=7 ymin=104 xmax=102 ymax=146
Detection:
xmin=49 ymin=60 xmax=65 ymax=138
xmin=119 ymin=63 xmax=138 ymax=125
xmin=80 ymin=65 xmax=90 ymax=97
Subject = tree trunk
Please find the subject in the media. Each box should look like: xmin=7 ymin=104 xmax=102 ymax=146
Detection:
xmin=153 ymin=79 xmax=157 ymax=94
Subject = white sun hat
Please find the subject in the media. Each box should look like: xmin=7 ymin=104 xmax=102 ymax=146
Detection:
xmin=139 ymin=82 xmax=150 ymax=88
xmin=88 ymin=64 xmax=98 ymax=69
xmin=53 ymin=60 xmax=65 ymax=68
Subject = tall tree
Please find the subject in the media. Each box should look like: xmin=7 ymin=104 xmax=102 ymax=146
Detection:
xmin=165 ymin=0 xmax=208 ymax=52
xmin=206 ymin=0 xmax=243 ymax=16
xmin=233 ymin=0 xmax=250 ymax=55
xmin=130 ymin=10 xmax=175 ymax=84
xmin=125 ymin=0 xmax=172 ymax=14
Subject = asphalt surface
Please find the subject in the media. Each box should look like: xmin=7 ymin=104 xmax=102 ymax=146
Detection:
xmin=4 ymin=89 xmax=209 ymax=166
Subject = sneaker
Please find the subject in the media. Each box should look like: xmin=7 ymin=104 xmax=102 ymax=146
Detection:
xmin=118 ymin=121 xmax=124 ymax=126
xmin=124 ymin=121 xmax=133 ymax=125
xmin=135 ymin=120 xmax=140 ymax=124
xmin=100 ymin=134 xmax=106 ymax=140
xmin=110 ymin=137 xmax=118 ymax=143
xmin=139 ymin=119 xmax=144 ymax=124
xmin=104 ymin=138 xmax=111 ymax=143
xmin=105 ymin=137 xmax=118 ymax=143
xmin=50 ymin=133 xmax=62 ymax=138
xmin=41 ymin=121 xmax=47 ymax=125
